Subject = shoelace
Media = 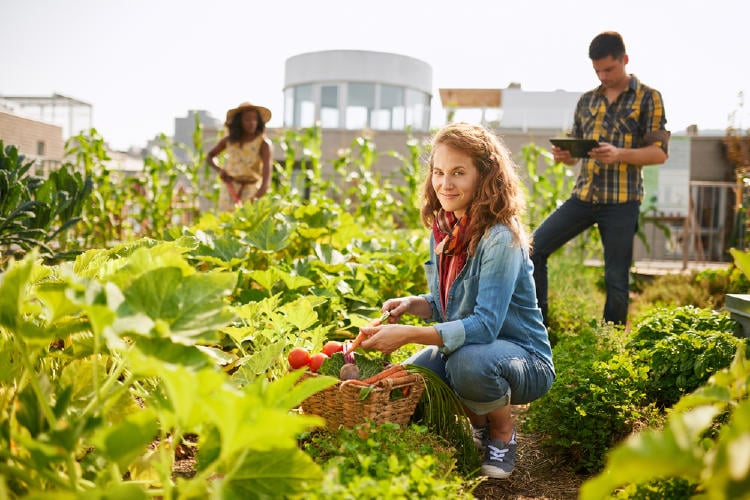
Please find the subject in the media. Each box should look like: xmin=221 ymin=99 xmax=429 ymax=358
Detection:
xmin=488 ymin=444 xmax=509 ymax=462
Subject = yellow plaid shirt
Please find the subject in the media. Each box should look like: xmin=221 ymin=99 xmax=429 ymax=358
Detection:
xmin=571 ymin=75 xmax=669 ymax=204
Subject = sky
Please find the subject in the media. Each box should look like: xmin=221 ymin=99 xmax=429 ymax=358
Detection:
xmin=2 ymin=0 xmax=749 ymax=151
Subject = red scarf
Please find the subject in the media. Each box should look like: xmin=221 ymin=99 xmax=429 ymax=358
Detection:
xmin=432 ymin=210 xmax=470 ymax=315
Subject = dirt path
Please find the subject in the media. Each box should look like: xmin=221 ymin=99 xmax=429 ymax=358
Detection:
xmin=472 ymin=406 xmax=585 ymax=499
xmin=471 ymin=429 xmax=583 ymax=499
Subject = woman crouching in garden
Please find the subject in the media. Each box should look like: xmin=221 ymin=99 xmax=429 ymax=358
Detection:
xmin=359 ymin=122 xmax=555 ymax=479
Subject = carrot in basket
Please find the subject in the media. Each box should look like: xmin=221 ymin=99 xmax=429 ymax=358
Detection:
xmin=359 ymin=364 xmax=407 ymax=385
xmin=343 ymin=310 xmax=391 ymax=355
xmin=339 ymin=364 xmax=408 ymax=388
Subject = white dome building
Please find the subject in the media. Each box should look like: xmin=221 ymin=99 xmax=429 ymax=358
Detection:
xmin=283 ymin=50 xmax=433 ymax=132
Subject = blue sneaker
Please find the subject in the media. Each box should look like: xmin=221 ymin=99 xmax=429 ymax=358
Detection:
xmin=481 ymin=429 xmax=517 ymax=479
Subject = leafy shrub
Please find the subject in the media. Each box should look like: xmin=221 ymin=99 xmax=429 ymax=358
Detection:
xmin=524 ymin=323 xmax=658 ymax=472
xmin=628 ymin=306 xmax=741 ymax=407
xmin=299 ymin=423 xmax=480 ymax=499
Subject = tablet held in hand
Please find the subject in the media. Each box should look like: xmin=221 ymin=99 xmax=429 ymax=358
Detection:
xmin=549 ymin=138 xmax=600 ymax=158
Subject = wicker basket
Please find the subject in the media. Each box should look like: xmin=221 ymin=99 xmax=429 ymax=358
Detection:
xmin=300 ymin=370 xmax=425 ymax=430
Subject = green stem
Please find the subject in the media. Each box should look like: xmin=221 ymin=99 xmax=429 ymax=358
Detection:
xmin=80 ymin=358 xmax=128 ymax=420
xmin=16 ymin=341 xmax=57 ymax=428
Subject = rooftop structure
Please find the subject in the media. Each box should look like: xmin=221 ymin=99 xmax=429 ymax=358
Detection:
xmin=283 ymin=50 xmax=432 ymax=131
xmin=0 ymin=93 xmax=93 ymax=139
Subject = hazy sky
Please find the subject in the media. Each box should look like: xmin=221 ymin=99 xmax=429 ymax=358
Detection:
xmin=2 ymin=0 xmax=748 ymax=150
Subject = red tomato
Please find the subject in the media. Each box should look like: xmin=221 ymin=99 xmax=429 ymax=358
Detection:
xmin=321 ymin=341 xmax=344 ymax=357
xmin=287 ymin=347 xmax=311 ymax=369
xmin=309 ymin=352 xmax=329 ymax=373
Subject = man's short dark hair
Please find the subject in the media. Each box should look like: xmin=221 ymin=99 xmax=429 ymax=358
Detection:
xmin=589 ymin=31 xmax=626 ymax=60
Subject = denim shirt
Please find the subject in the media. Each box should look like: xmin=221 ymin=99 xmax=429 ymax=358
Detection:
xmin=421 ymin=223 xmax=554 ymax=369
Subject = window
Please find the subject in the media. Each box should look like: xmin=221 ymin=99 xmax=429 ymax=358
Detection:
xmin=320 ymin=85 xmax=339 ymax=128
xmin=346 ymin=83 xmax=375 ymax=130
xmin=36 ymin=141 xmax=45 ymax=156
xmin=405 ymin=89 xmax=429 ymax=131
xmin=287 ymin=84 xmax=315 ymax=127
xmin=297 ymin=85 xmax=316 ymax=127
xmin=372 ymin=85 xmax=404 ymax=130
xmin=284 ymin=88 xmax=295 ymax=127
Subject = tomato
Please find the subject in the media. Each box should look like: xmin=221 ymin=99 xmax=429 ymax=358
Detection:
xmin=288 ymin=347 xmax=311 ymax=369
xmin=309 ymin=352 xmax=329 ymax=373
xmin=321 ymin=341 xmax=344 ymax=357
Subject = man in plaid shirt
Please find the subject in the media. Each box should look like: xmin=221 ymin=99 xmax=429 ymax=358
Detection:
xmin=531 ymin=31 xmax=670 ymax=326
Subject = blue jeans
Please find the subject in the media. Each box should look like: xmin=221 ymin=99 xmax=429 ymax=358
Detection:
xmin=405 ymin=344 xmax=555 ymax=415
xmin=531 ymin=197 xmax=640 ymax=324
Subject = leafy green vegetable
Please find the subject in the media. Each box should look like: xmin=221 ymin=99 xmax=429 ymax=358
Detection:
xmin=318 ymin=352 xmax=345 ymax=377
xmin=318 ymin=352 xmax=385 ymax=380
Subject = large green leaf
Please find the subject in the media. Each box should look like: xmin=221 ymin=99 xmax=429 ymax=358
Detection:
xmin=706 ymin=398 xmax=750 ymax=497
xmin=120 ymin=267 xmax=236 ymax=342
xmin=243 ymin=216 xmax=293 ymax=252
xmin=580 ymin=405 xmax=719 ymax=499
xmin=0 ymin=251 xmax=36 ymax=330
xmin=214 ymin=448 xmax=322 ymax=499
xmin=730 ymin=248 xmax=750 ymax=285
xmin=278 ymin=297 xmax=319 ymax=331
xmin=134 ymin=337 xmax=214 ymax=368
xmin=192 ymin=230 xmax=248 ymax=267
xmin=93 ymin=408 xmax=160 ymax=470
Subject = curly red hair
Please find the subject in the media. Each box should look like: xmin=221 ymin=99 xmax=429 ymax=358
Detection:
xmin=421 ymin=122 xmax=530 ymax=254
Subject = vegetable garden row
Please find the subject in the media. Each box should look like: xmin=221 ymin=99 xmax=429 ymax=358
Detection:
xmin=1 ymin=124 xmax=749 ymax=498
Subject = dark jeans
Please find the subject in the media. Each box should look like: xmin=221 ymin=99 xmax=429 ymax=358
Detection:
xmin=531 ymin=197 xmax=640 ymax=325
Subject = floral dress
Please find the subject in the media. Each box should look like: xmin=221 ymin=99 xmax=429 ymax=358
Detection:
xmin=219 ymin=135 xmax=264 ymax=211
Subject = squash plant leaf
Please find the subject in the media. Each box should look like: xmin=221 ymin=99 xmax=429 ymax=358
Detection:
xmin=730 ymin=248 xmax=750 ymax=283
xmin=278 ymin=297 xmax=318 ymax=331
xmin=705 ymin=398 xmax=750 ymax=496
xmin=217 ymin=448 xmax=322 ymax=499
xmin=580 ymin=405 xmax=718 ymax=500
xmin=260 ymin=369 xmax=338 ymax=409
xmin=192 ymin=230 xmax=248 ymax=267
xmin=243 ymin=216 xmax=293 ymax=252
xmin=121 ymin=267 xmax=236 ymax=343
xmin=277 ymin=271 xmax=315 ymax=291
xmin=246 ymin=268 xmax=278 ymax=291
xmin=237 ymin=341 xmax=285 ymax=382
xmin=135 ymin=337 xmax=214 ymax=369
xmin=93 ymin=408 xmax=160 ymax=470
xmin=0 ymin=250 xmax=36 ymax=330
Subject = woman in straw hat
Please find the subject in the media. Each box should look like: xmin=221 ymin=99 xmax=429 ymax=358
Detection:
xmin=207 ymin=101 xmax=273 ymax=210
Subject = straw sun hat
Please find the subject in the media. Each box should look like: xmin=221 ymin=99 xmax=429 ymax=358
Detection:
xmin=225 ymin=101 xmax=272 ymax=125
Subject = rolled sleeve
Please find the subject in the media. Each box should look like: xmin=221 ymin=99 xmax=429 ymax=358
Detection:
xmin=435 ymin=320 xmax=466 ymax=354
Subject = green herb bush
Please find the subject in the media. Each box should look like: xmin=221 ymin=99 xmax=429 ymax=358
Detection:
xmin=299 ymin=423 xmax=480 ymax=499
xmin=628 ymin=306 xmax=742 ymax=407
xmin=524 ymin=323 xmax=658 ymax=472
